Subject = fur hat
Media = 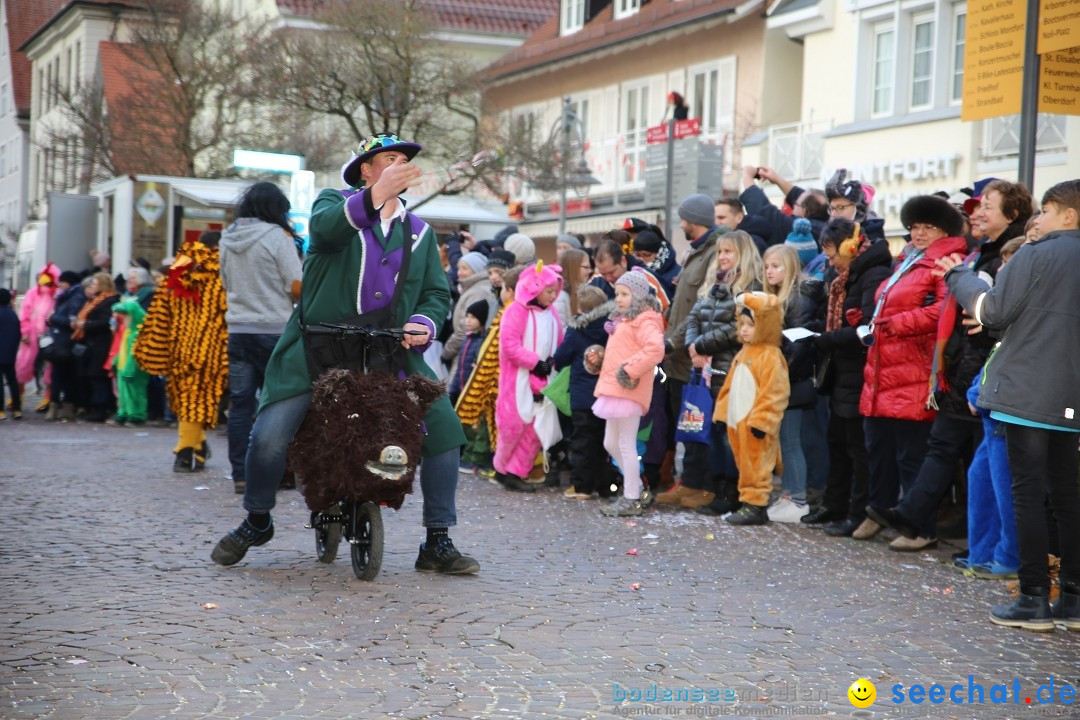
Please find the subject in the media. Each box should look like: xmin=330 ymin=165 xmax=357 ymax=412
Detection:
xmin=341 ymin=133 xmax=422 ymax=188
xmin=615 ymin=267 xmax=653 ymax=301
xmin=459 ymin=251 xmax=488 ymax=275
xmin=514 ymin=260 xmax=562 ymax=304
xmin=678 ymin=194 xmax=716 ymax=227
xmin=556 ymin=234 xmax=582 ymax=250
xmin=504 ymin=233 xmax=536 ymax=264
xmin=58 ymin=270 xmax=81 ymax=286
xmin=465 ymin=299 xmax=489 ymax=326
xmin=900 ymin=195 xmax=965 ymax=237
xmin=487 ymin=249 xmax=516 ymax=271
xmin=632 ymin=229 xmax=663 ymax=254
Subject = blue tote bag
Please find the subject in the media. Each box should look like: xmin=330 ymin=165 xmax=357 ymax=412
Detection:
xmin=674 ymin=369 xmax=713 ymax=445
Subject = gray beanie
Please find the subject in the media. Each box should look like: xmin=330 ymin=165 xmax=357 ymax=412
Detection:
xmin=556 ymin=234 xmax=582 ymax=250
xmin=504 ymin=233 xmax=536 ymax=264
xmin=678 ymin=193 xmax=715 ymax=227
xmin=459 ymin=251 xmax=488 ymax=275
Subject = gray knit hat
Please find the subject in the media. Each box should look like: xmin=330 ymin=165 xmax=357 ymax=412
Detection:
xmin=459 ymin=251 xmax=488 ymax=275
xmin=556 ymin=234 xmax=582 ymax=250
xmin=678 ymin=193 xmax=715 ymax=227
xmin=615 ymin=267 xmax=653 ymax=301
xmin=504 ymin=233 xmax=536 ymax=264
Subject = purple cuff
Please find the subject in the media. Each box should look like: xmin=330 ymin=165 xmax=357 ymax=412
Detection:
xmin=343 ymin=189 xmax=378 ymax=230
xmin=407 ymin=314 xmax=436 ymax=354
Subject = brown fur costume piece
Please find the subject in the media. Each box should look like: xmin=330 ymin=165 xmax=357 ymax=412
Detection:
xmin=287 ymin=370 xmax=445 ymax=511
xmin=713 ymin=292 xmax=791 ymax=507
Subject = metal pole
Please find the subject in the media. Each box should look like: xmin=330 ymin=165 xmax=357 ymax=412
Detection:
xmin=559 ymin=97 xmax=570 ymax=236
xmin=1016 ymin=0 xmax=1040 ymax=190
xmin=663 ymin=118 xmax=675 ymax=243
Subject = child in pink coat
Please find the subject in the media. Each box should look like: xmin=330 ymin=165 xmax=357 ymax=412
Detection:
xmin=590 ymin=268 xmax=666 ymax=517
xmin=493 ymin=261 xmax=564 ymax=491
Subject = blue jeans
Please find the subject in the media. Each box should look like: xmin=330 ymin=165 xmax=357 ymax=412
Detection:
xmin=243 ymin=392 xmax=460 ymax=528
xmin=227 ymin=333 xmax=280 ymax=482
xmin=779 ymin=407 xmax=806 ymax=502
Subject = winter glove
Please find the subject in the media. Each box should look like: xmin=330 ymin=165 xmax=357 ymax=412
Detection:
xmin=844 ymin=307 xmax=864 ymax=327
xmin=750 ymin=427 xmax=766 ymax=440
xmin=532 ymin=393 xmax=544 ymax=402
xmin=532 ymin=359 xmax=552 ymax=377
xmin=616 ymin=365 xmax=639 ymax=390
xmin=664 ymin=338 xmax=674 ymax=356
xmin=715 ymin=420 xmax=727 ymax=432
xmin=583 ymin=345 xmax=604 ymax=375
xmin=812 ymin=332 xmax=835 ymax=353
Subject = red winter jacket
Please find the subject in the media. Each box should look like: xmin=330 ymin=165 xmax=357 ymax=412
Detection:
xmin=859 ymin=235 xmax=968 ymax=422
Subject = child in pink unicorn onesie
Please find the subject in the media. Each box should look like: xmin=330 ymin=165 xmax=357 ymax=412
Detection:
xmin=493 ymin=261 xmax=564 ymax=491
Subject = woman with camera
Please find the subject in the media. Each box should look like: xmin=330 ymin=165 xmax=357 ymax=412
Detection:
xmin=799 ymin=219 xmax=892 ymax=536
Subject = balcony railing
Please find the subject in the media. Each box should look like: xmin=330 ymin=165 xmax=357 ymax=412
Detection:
xmin=767 ymin=119 xmax=833 ymax=182
xmin=983 ymin=114 xmax=1067 ymax=159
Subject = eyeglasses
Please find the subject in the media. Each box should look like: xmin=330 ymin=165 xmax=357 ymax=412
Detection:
xmin=359 ymin=133 xmax=403 ymax=153
xmin=829 ymin=203 xmax=854 ymax=214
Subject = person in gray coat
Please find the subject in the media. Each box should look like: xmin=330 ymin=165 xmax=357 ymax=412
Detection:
xmin=936 ymin=179 xmax=1080 ymax=633
xmin=219 ymin=182 xmax=303 ymax=494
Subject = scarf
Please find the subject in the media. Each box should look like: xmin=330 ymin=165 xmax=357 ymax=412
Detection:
xmin=927 ymin=249 xmax=981 ymax=409
xmin=71 ymin=291 xmax=117 ymax=341
xmin=645 ymin=243 xmax=672 ymax=276
xmin=825 ymin=237 xmax=871 ymax=332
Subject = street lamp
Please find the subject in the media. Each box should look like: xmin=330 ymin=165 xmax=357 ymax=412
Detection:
xmin=556 ymin=96 xmax=600 ymax=236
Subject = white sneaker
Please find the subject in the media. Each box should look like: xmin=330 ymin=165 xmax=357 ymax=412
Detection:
xmin=768 ymin=497 xmax=809 ymax=523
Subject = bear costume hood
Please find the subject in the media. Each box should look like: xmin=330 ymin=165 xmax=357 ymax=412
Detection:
xmin=736 ymin=291 xmax=784 ymax=347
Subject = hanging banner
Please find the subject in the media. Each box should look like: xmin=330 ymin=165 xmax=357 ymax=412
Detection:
xmin=1039 ymin=45 xmax=1080 ymax=114
xmin=962 ymin=0 xmax=1025 ymax=120
xmin=1038 ymin=0 xmax=1080 ymax=54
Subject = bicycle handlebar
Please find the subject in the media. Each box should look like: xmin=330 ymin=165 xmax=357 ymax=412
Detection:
xmin=303 ymin=323 xmax=427 ymax=339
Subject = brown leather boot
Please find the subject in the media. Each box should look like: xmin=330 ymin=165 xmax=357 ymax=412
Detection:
xmin=656 ymin=483 xmax=697 ymax=505
xmin=680 ymin=489 xmax=716 ymax=508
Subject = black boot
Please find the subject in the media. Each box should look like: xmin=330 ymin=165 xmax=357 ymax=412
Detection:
xmin=694 ymin=481 xmax=738 ymax=516
xmin=726 ymin=503 xmax=768 ymax=526
xmin=1052 ymin=585 xmax=1080 ymax=631
xmin=174 ymin=447 xmax=195 ymax=473
xmin=990 ymin=587 xmax=1054 ymax=632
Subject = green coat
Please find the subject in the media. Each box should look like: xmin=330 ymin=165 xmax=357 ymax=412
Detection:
xmin=260 ymin=188 xmax=465 ymax=457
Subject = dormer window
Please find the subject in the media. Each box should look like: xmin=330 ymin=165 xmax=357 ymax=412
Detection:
xmin=614 ymin=0 xmax=641 ymax=20
xmin=561 ymin=0 xmax=585 ymax=35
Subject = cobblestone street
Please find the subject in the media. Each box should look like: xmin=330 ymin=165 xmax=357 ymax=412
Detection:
xmin=2 ymin=401 xmax=1078 ymax=720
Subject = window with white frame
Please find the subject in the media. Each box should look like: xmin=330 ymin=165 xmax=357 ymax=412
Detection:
xmin=871 ymin=23 xmax=895 ymax=117
xmin=910 ymin=13 xmax=935 ymax=110
xmin=0 ymin=81 xmax=8 ymax=116
xmin=622 ymin=82 xmax=649 ymax=184
xmin=615 ymin=0 xmax=641 ymax=20
xmin=951 ymin=6 xmax=965 ymax=103
xmin=561 ymin=0 xmax=585 ymax=35
xmin=1 ymin=144 xmax=7 ymax=177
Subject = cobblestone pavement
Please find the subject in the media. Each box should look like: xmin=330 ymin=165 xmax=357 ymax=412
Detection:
xmin=2 ymin=398 xmax=1078 ymax=720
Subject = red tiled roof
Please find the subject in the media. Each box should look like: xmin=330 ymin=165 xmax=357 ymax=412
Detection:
xmin=98 ymin=40 xmax=187 ymax=176
xmin=275 ymin=0 xmax=557 ymax=36
xmin=483 ymin=0 xmax=744 ymax=83
xmin=4 ymin=0 xmax=66 ymax=116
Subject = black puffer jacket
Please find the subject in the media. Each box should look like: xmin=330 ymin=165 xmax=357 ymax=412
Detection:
xmin=685 ymin=279 xmax=763 ymax=393
xmin=781 ymin=279 xmax=827 ymax=408
xmin=935 ymin=217 xmax=1026 ymax=417
xmin=815 ymin=240 xmax=893 ymax=418
xmin=76 ymin=295 xmax=119 ymax=380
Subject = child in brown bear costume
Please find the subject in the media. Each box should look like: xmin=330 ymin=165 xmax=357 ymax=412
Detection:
xmin=713 ymin=292 xmax=791 ymax=525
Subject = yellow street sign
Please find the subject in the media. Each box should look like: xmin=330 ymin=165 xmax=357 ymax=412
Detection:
xmin=1038 ymin=0 xmax=1080 ymax=54
xmin=962 ymin=0 xmax=1026 ymax=120
xmin=1039 ymin=45 xmax=1080 ymax=114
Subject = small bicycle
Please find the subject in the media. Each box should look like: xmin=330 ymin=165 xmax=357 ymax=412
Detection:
xmin=291 ymin=323 xmax=442 ymax=581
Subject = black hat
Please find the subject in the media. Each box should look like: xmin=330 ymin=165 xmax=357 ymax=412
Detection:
xmin=632 ymin=229 xmax=663 ymax=253
xmin=488 ymin=249 xmax=515 ymax=271
xmin=59 ymin=270 xmax=81 ymax=285
xmin=622 ymin=217 xmax=650 ymax=233
xmin=0 ymin=288 xmax=11 ymax=306
xmin=341 ymin=133 xmax=422 ymax=188
xmin=900 ymin=195 xmax=965 ymax=237
xmin=465 ymin=299 xmax=489 ymax=327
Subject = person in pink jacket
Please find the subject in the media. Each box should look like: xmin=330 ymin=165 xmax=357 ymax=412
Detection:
xmin=15 ymin=262 xmax=60 ymax=409
xmin=493 ymin=261 xmax=564 ymax=491
xmin=589 ymin=268 xmax=666 ymax=517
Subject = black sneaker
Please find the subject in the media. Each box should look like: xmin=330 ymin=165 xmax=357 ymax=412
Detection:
xmin=725 ymin=503 xmax=768 ymax=526
xmin=1051 ymin=589 xmax=1080 ymax=631
xmin=501 ymin=473 xmax=537 ymax=493
xmin=694 ymin=495 xmax=739 ymax=517
xmin=211 ymin=517 xmax=274 ymax=566
xmin=990 ymin=590 xmax=1054 ymax=632
xmin=414 ymin=537 xmax=480 ymax=575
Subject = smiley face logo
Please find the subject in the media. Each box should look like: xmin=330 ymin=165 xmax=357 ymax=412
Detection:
xmin=848 ymin=678 xmax=876 ymax=708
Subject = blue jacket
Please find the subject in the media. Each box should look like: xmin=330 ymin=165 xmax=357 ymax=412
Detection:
xmin=449 ymin=329 xmax=485 ymax=397
xmin=552 ymin=300 xmax=615 ymax=411
xmin=47 ymin=284 xmax=87 ymax=354
xmin=0 ymin=306 xmax=20 ymax=365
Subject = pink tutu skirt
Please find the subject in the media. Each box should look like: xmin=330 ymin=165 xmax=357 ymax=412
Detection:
xmin=592 ymin=395 xmax=644 ymax=420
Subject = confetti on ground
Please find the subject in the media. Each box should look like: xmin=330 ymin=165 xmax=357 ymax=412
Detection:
xmin=202 ymin=603 xmax=219 ymax=610
xmin=629 ymin=583 xmax=642 ymax=590
xmin=194 ymin=486 xmax=209 ymax=491
xmin=66 ymin=659 xmax=88 ymax=665
xmin=625 ymin=548 xmax=638 ymax=556
xmin=625 ymin=521 xmax=637 ymax=527
xmin=641 ymin=533 xmax=659 ymax=539
xmin=705 ymin=534 xmax=715 ymax=541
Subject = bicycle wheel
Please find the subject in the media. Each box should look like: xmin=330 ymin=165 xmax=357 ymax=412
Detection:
xmin=312 ymin=503 xmax=342 ymax=564
xmin=350 ymin=501 xmax=384 ymax=581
